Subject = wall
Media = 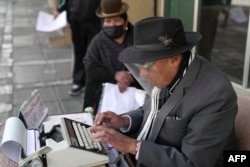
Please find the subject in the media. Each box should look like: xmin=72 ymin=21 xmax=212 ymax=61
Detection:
xmin=46 ymin=0 xmax=163 ymax=45
xmin=123 ymin=0 xmax=155 ymax=24
xmin=164 ymin=0 xmax=195 ymax=31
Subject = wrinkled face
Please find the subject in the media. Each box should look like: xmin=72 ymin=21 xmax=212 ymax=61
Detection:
xmin=137 ymin=55 xmax=182 ymax=89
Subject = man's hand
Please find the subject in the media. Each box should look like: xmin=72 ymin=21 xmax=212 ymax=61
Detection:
xmin=90 ymin=125 xmax=138 ymax=155
xmin=94 ymin=111 xmax=129 ymax=130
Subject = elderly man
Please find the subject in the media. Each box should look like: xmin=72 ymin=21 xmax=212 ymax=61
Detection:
xmin=90 ymin=17 xmax=237 ymax=167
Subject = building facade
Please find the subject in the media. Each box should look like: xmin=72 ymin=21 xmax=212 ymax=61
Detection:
xmin=126 ymin=0 xmax=250 ymax=93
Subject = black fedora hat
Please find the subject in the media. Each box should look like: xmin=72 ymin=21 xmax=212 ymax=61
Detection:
xmin=118 ymin=17 xmax=202 ymax=63
xmin=96 ymin=0 xmax=129 ymax=18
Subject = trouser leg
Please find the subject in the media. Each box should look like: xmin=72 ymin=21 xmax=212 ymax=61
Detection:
xmin=197 ymin=7 xmax=219 ymax=61
xmin=70 ymin=21 xmax=87 ymax=86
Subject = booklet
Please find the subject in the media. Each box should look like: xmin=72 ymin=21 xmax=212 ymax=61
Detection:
xmin=18 ymin=89 xmax=48 ymax=130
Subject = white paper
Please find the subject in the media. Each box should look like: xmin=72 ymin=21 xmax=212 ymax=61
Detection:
xmin=99 ymin=83 xmax=146 ymax=115
xmin=0 ymin=113 xmax=92 ymax=163
xmin=229 ymin=7 xmax=248 ymax=23
xmin=232 ymin=0 xmax=250 ymax=7
xmin=135 ymin=89 xmax=147 ymax=107
xmin=0 ymin=117 xmax=40 ymax=163
xmin=26 ymin=130 xmax=37 ymax=156
xmin=36 ymin=11 xmax=67 ymax=32
xmin=0 ymin=117 xmax=26 ymax=162
xmin=45 ymin=113 xmax=94 ymax=126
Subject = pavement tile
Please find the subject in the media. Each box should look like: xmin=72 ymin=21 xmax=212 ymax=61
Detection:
xmin=0 ymin=112 xmax=10 ymax=123
xmin=54 ymin=61 xmax=72 ymax=80
xmin=13 ymin=87 xmax=57 ymax=105
xmin=14 ymin=64 xmax=46 ymax=84
xmin=60 ymin=98 xmax=83 ymax=113
xmin=55 ymin=84 xmax=83 ymax=100
xmin=0 ymin=103 xmax=12 ymax=114
xmin=44 ymin=101 xmax=63 ymax=115
xmin=13 ymin=46 xmax=45 ymax=62
xmin=0 ymin=85 xmax=12 ymax=95
xmin=43 ymin=46 xmax=72 ymax=60
xmin=13 ymin=35 xmax=36 ymax=47
xmin=0 ymin=95 xmax=12 ymax=104
xmin=0 ymin=78 xmax=12 ymax=85
xmin=13 ymin=27 xmax=37 ymax=36
xmin=0 ymin=67 xmax=12 ymax=79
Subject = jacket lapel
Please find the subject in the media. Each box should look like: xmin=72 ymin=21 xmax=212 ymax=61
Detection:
xmin=147 ymin=56 xmax=202 ymax=142
xmin=147 ymin=83 xmax=184 ymax=142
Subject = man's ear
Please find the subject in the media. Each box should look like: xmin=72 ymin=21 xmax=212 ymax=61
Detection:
xmin=170 ymin=55 xmax=182 ymax=67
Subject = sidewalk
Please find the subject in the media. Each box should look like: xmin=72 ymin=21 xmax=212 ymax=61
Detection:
xmin=0 ymin=0 xmax=84 ymax=123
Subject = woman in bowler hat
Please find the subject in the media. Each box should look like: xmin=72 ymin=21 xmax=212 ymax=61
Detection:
xmin=90 ymin=17 xmax=237 ymax=167
xmin=83 ymin=0 xmax=142 ymax=115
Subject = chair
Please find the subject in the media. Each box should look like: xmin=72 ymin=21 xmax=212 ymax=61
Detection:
xmin=235 ymin=93 xmax=250 ymax=150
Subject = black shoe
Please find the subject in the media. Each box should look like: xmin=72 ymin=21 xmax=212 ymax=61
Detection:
xmin=68 ymin=84 xmax=83 ymax=96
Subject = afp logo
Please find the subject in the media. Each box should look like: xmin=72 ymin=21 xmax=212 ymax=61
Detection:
xmin=224 ymin=151 xmax=250 ymax=167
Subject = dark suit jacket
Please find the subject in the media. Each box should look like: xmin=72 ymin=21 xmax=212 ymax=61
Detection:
xmin=126 ymin=56 xmax=237 ymax=167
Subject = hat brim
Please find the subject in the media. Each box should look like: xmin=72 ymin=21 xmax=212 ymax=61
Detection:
xmin=118 ymin=32 xmax=202 ymax=63
xmin=96 ymin=2 xmax=129 ymax=18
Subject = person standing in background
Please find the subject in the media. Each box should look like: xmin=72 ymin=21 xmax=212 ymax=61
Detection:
xmin=197 ymin=0 xmax=231 ymax=61
xmin=54 ymin=0 xmax=101 ymax=96
xmin=83 ymin=0 xmax=142 ymax=115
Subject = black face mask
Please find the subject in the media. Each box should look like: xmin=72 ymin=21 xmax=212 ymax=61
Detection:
xmin=103 ymin=25 xmax=125 ymax=39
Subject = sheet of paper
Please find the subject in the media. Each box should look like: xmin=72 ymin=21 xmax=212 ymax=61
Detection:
xmin=26 ymin=130 xmax=36 ymax=156
xmin=99 ymin=83 xmax=145 ymax=115
xmin=229 ymin=7 xmax=248 ymax=23
xmin=0 ymin=117 xmax=26 ymax=162
xmin=232 ymin=0 xmax=250 ymax=7
xmin=135 ymin=89 xmax=146 ymax=107
xmin=36 ymin=11 xmax=67 ymax=32
xmin=45 ymin=113 xmax=93 ymax=126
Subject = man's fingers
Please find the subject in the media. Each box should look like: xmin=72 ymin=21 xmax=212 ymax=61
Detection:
xmin=94 ymin=112 xmax=113 ymax=125
xmin=91 ymin=126 xmax=113 ymax=143
xmin=94 ymin=113 xmax=103 ymax=125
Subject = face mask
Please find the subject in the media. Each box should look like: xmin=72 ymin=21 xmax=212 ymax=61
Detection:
xmin=103 ymin=25 xmax=125 ymax=39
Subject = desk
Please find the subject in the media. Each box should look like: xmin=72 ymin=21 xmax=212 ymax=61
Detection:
xmin=0 ymin=118 xmax=107 ymax=167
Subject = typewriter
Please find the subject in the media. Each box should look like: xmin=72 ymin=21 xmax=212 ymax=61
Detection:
xmin=41 ymin=117 xmax=109 ymax=167
xmin=61 ymin=117 xmax=106 ymax=154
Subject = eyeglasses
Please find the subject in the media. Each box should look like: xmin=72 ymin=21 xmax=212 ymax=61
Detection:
xmin=134 ymin=61 xmax=155 ymax=69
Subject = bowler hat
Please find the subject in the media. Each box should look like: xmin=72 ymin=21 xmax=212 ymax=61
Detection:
xmin=96 ymin=0 xmax=129 ymax=18
xmin=118 ymin=17 xmax=202 ymax=63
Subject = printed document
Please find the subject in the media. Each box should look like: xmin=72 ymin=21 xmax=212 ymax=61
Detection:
xmin=19 ymin=89 xmax=48 ymax=130
xmin=36 ymin=11 xmax=67 ymax=32
xmin=229 ymin=7 xmax=248 ymax=23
